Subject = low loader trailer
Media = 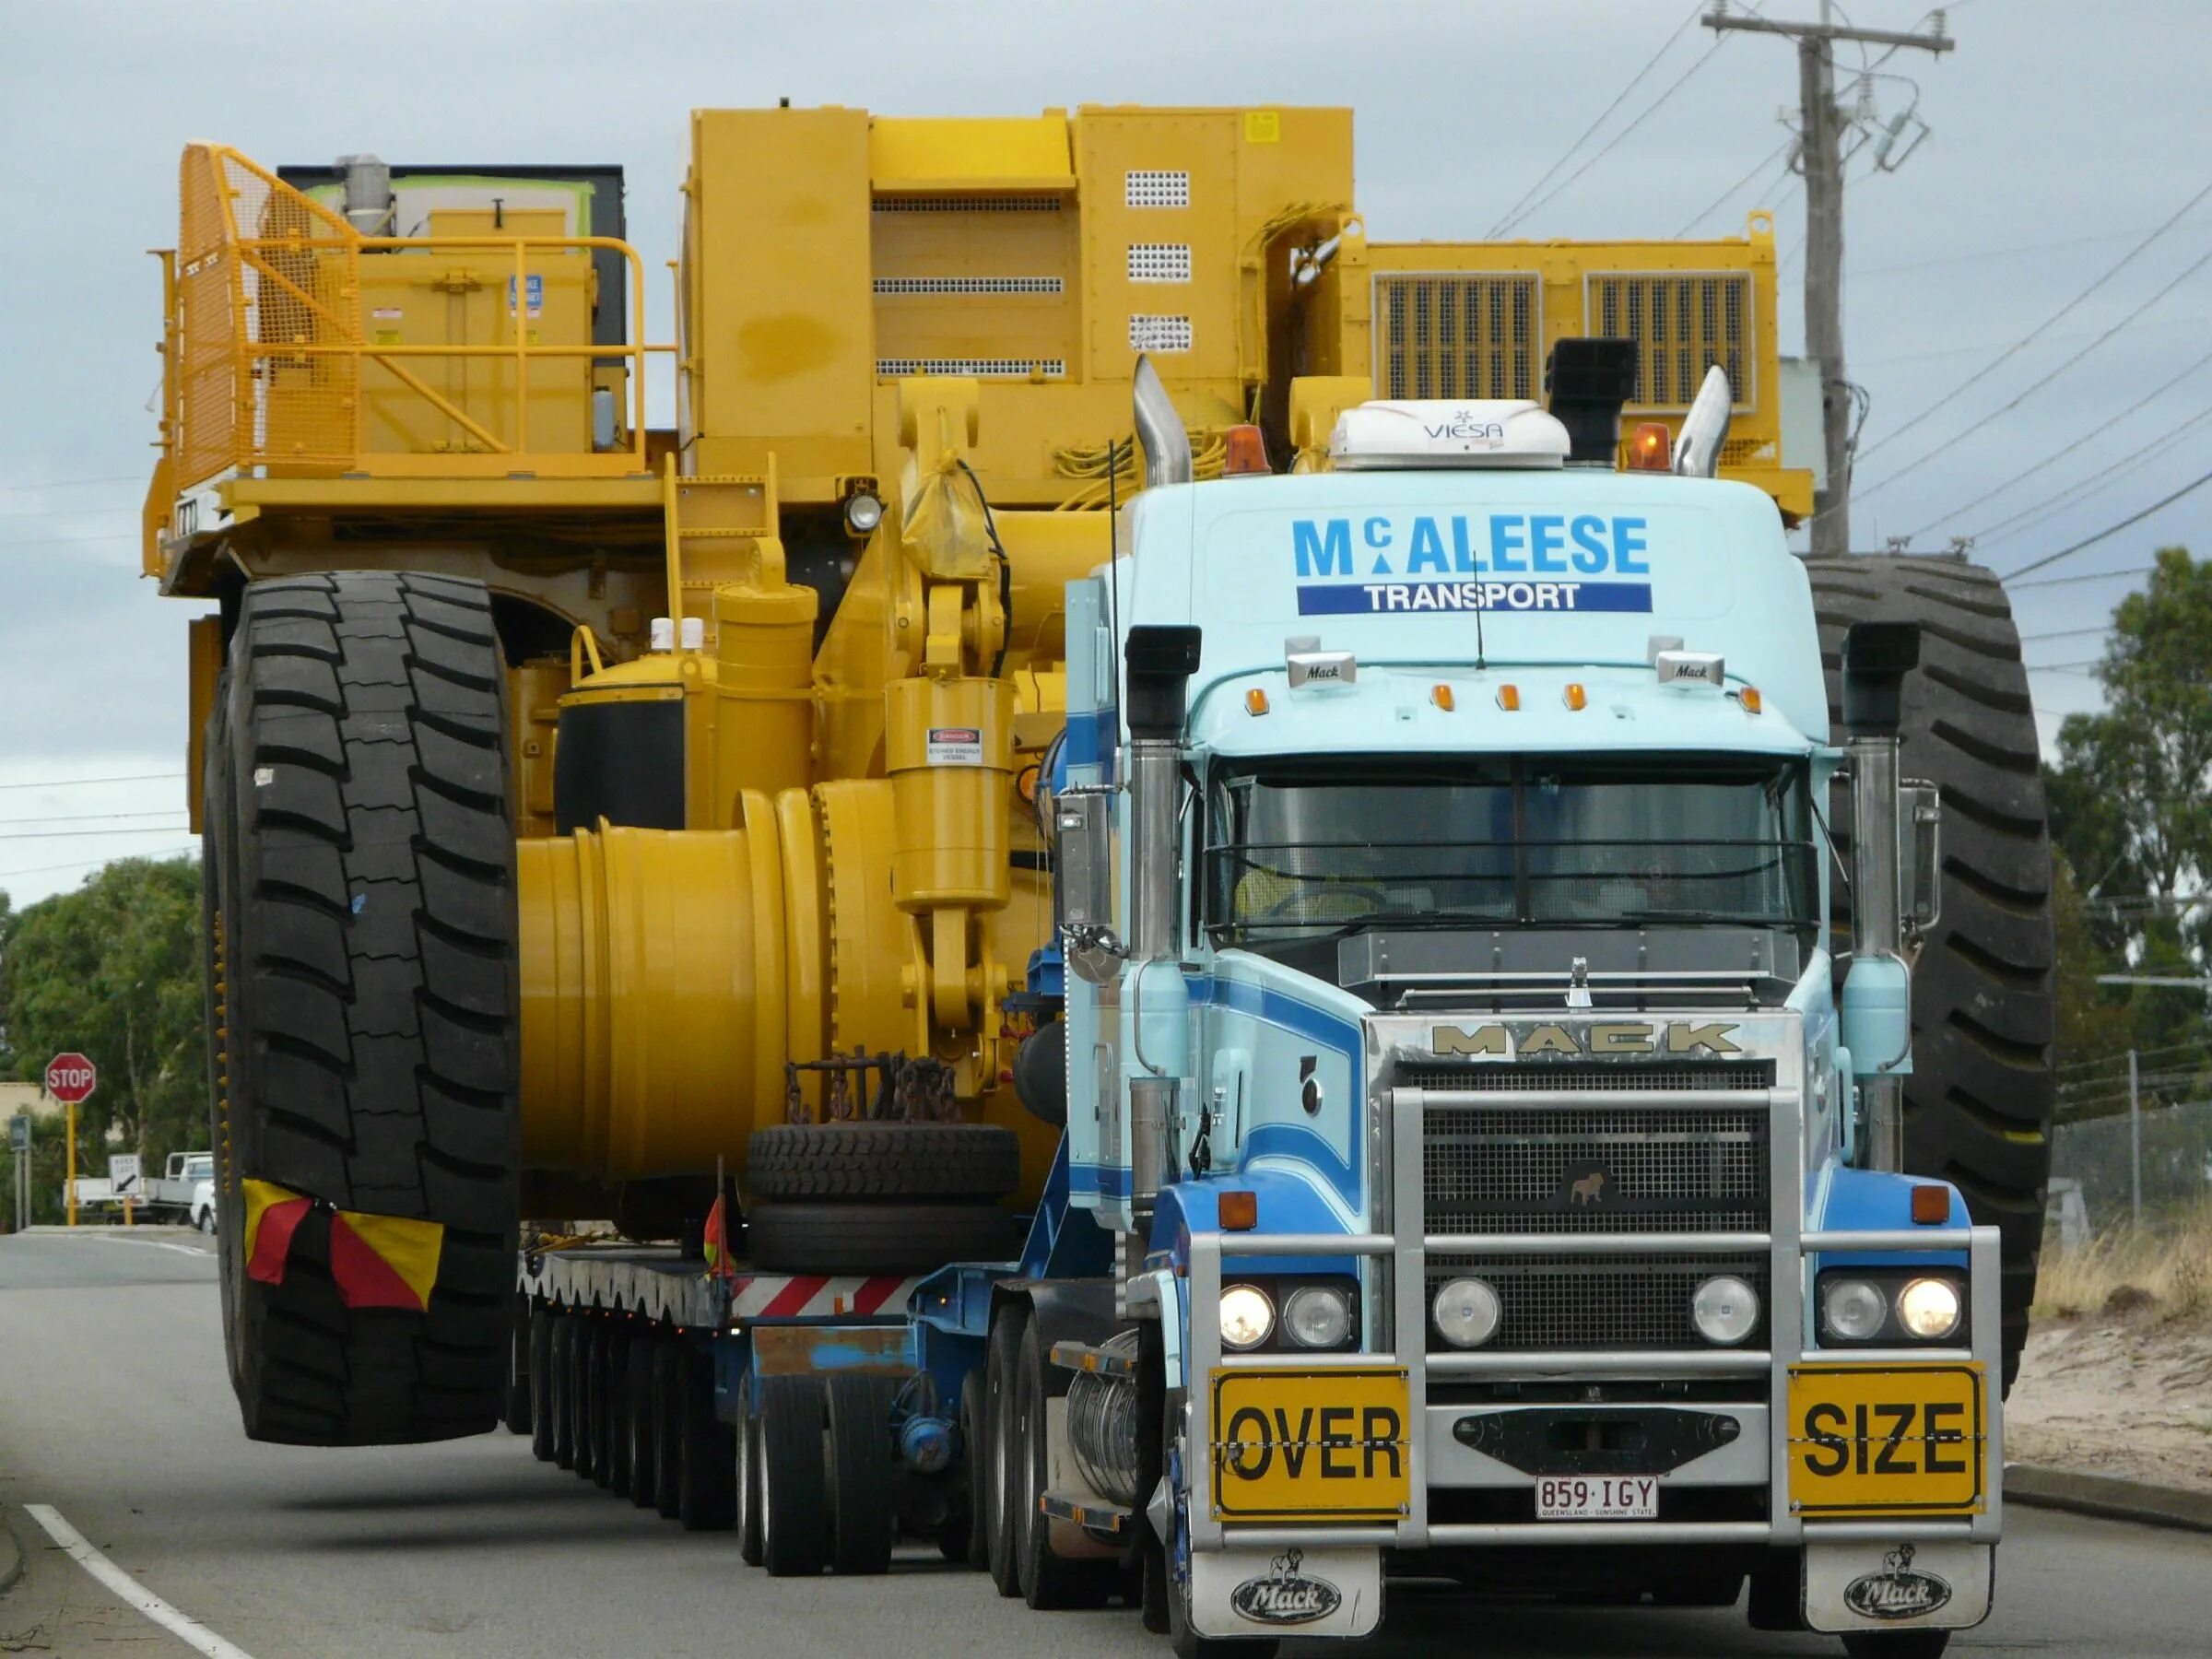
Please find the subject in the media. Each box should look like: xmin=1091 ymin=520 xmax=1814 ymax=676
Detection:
xmin=146 ymin=107 xmax=2052 ymax=1656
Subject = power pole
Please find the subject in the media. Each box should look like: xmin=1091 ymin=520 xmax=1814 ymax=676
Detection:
xmin=1705 ymin=6 xmax=1954 ymax=557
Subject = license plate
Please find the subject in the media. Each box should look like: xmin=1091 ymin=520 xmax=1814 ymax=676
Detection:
xmin=1535 ymin=1475 xmax=1658 ymax=1520
xmin=1786 ymin=1362 xmax=1986 ymax=1517
xmin=1210 ymin=1368 xmax=1410 ymax=1523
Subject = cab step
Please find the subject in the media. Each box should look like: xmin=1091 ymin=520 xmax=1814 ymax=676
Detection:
xmin=1047 ymin=1338 xmax=1137 ymax=1378
xmin=1040 ymin=1491 xmax=1129 ymax=1537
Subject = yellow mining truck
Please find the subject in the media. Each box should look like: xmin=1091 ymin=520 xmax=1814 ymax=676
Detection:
xmin=153 ymin=104 xmax=1987 ymax=1465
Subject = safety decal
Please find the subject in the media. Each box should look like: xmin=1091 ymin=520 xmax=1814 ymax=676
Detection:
xmin=241 ymin=1178 xmax=444 ymax=1311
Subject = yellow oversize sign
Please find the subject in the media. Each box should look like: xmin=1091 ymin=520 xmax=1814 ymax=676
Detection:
xmin=1786 ymin=1362 xmax=1986 ymax=1517
xmin=1210 ymin=1368 xmax=1411 ymax=1523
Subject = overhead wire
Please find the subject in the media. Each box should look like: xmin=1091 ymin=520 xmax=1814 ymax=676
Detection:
xmin=1674 ymin=137 xmax=1794 ymax=238
xmin=1971 ymin=401 xmax=2212 ymax=550
xmin=1484 ymin=3 xmax=1709 ymax=238
xmin=0 ymin=473 xmax=140 ymax=495
xmin=0 ymin=771 xmax=184 ymax=791
xmin=2003 ymin=461 xmax=2212 ymax=582
xmin=0 ymin=845 xmax=199 ymax=883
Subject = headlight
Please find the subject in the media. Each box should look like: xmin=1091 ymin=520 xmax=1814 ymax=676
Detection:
xmin=1219 ymin=1285 xmax=1276 ymax=1350
xmin=1821 ymin=1277 xmax=1889 ymax=1342
xmin=1283 ymin=1285 xmax=1352 ymax=1349
xmin=843 ymin=489 xmax=885 ymax=535
xmin=1691 ymin=1275 xmax=1759 ymax=1346
xmin=1899 ymin=1277 xmax=1962 ymax=1340
xmin=1431 ymin=1277 xmax=1501 ymax=1348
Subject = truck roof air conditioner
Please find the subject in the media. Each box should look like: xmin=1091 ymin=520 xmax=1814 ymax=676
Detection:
xmin=1328 ymin=399 xmax=1570 ymax=470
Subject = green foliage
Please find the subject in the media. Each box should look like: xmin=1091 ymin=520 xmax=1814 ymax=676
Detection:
xmin=0 ymin=856 xmax=206 ymax=1165
xmin=2043 ymin=546 xmax=2212 ymax=1121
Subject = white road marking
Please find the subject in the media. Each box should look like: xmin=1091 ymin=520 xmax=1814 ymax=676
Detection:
xmin=22 ymin=1502 xmax=257 ymax=1659
xmin=91 ymin=1233 xmax=210 ymax=1256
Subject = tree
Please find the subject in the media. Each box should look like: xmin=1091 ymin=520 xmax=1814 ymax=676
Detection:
xmin=2042 ymin=546 xmax=2212 ymax=1122
xmin=0 ymin=856 xmax=207 ymax=1162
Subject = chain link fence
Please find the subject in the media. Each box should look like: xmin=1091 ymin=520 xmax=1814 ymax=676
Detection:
xmin=2047 ymin=1098 xmax=2212 ymax=1245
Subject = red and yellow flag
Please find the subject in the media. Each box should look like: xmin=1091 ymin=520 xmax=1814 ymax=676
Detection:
xmin=702 ymin=1193 xmax=735 ymax=1280
xmin=240 ymin=1179 xmax=444 ymax=1311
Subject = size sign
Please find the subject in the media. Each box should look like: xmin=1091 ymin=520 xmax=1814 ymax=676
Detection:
xmin=109 ymin=1154 xmax=143 ymax=1196
xmin=44 ymin=1053 xmax=97 ymax=1104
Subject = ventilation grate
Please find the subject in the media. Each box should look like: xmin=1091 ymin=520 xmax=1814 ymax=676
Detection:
xmin=1376 ymin=273 xmax=1540 ymax=402
xmin=1588 ymin=272 xmax=1751 ymax=410
xmin=1125 ymin=171 xmax=1190 ymax=208
xmin=1127 ymin=243 xmax=1192 ymax=283
xmin=877 ymin=358 xmax=1066 ymax=379
xmin=871 ymin=195 xmax=1064 ymax=213
xmin=1128 ymin=315 xmax=1193 ymax=353
xmin=873 ymin=276 xmax=1065 ymax=296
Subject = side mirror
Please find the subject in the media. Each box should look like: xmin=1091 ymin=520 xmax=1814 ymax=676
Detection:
xmin=1053 ymin=785 xmax=1124 ymax=984
xmin=1900 ymin=781 xmax=1941 ymax=941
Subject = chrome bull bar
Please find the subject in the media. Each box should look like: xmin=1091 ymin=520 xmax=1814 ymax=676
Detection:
xmin=1182 ymin=1078 xmax=2006 ymax=1552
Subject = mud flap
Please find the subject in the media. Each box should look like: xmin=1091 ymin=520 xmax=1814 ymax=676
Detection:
xmin=1189 ymin=1545 xmax=1381 ymax=1640
xmin=1803 ymin=1538 xmax=1993 ymax=1633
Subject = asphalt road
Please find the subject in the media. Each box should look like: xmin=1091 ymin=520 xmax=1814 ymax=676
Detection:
xmin=2 ymin=1228 xmax=2206 ymax=1658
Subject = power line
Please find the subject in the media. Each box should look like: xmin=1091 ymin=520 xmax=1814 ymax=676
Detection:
xmin=1674 ymin=137 xmax=1794 ymax=238
xmin=1857 ymin=224 xmax=2169 ymax=280
xmin=0 ymin=771 xmax=184 ymax=792
xmin=2058 ymin=1038 xmax=2209 ymax=1076
xmin=0 ymin=846 xmax=199 ymax=884
xmin=2018 ymin=625 xmax=2112 ymax=643
xmin=0 ymin=473 xmax=140 ymax=495
xmin=0 ymin=811 xmax=188 ymax=829
xmin=2009 ymin=561 xmax=2156 ymax=592
xmin=0 ymin=825 xmax=203 ymax=842
xmin=0 ymin=503 xmax=136 ymax=522
xmin=1485 ymin=4 xmax=1710 ymax=238
xmin=1851 ymin=170 xmax=2212 ymax=469
xmin=1970 ymin=399 xmax=2212 ymax=549
xmin=1857 ymin=239 xmax=2212 ymax=502
xmin=1908 ymin=338 xmax=2212 ymax=539
xmin=2004 ymin=460 xmax=2212 ymax=582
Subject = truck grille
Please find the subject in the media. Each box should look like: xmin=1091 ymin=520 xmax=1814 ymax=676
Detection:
xmin=1414 ymin=1061 xmax=1773 ymax=1351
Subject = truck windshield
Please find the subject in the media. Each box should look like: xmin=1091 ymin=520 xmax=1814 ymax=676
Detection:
xmin=1204 ymin=754 xmax=1818 ymax=946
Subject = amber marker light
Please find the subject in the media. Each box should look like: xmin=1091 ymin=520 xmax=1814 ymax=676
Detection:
xmin=1495 ymin=684 xmax=1520 ymax=712
xmin=1911 ymin=1185 xmax=1952 ymax=1225
xmin=1222 ymin=424 xmax=1270 ymax=477
xmin=1628 ymin=422 xmax=1672 ymax=471
xmin=1219 ymin=1190 xmax=1259 ymax=1230
xmin=1564 ymin=683 xmax=1587 ymax=711
xmin=1739 ymin=686 xmax=1763 ymax=714
xmin=1016 ymin=763 xmax=1041 ymax=804
xmin=1245 ymin=688 xmax=1270 ymax=716
xmin=1431 ymin=684 xmax=1455 ymax=711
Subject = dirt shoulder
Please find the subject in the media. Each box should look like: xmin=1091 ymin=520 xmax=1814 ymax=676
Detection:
xmin=2006 ymin=1310 xmax=2212 ymax=1491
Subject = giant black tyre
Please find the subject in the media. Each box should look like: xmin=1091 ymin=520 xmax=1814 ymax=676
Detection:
xmin=749 ymin=1124 xmax=1022 ymax=1202
xmin=983 ymin=1303 xmax=1028 ymax=1598
xmin=747 ymin=1201 xmax=1021 ymax=1275
xmin=623 ymin=1335 xmax=659 ymax=1509
xmin=202 ymin=571 xmax=520 ymax=1445
xmin=825 ymin=1373 xmax=899 ymax=1575
xmin=528 ymin=1302 xmax=558 ymax=1463
xmin=677 ymin=1346 xmax=737 ymax=1532
xmin=1807 ymin=554 xmax=2055 ymax=1394
xmin=759 ymin=1373 xmax=830 ymax=1578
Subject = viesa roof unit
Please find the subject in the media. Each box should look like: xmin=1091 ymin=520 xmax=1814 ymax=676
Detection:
xmin=1328 ymin=399 xmax=1571 ymax=471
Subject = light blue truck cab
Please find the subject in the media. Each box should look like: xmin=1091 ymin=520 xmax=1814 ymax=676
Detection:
xmin=1041 ymin=381 xmax=2000 ymax=1654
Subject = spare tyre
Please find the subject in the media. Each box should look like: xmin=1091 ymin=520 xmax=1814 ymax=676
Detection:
xmin=204 ymin=571 xmax=521 ymax=1444
xmin=1806 ymin=553 xmax=2055 ymax=1394
xmin=749 ymin=1124 xmax=1020 ymax=1202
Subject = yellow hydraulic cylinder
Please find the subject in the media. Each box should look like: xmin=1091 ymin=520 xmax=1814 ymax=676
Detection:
xmin=711 ymin=582 xmax=818 ymax=808
xmin=883 ymin=676 xmax=1016 ymax=912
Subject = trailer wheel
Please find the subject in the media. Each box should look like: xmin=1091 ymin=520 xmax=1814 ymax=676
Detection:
xmin=825 ymin=1373 xmax=899 ymax=1575
xmin=623 ymin=1336 xmax=658 ymax=1508
xmin=571 ymin=1319 xmax=599 ymax=1484
xmin=749 ymin=1124 xmax=1022 ymax=1201
xmin=957 ymin=1368 xmax=989 ymax=1568
xmin=984 ymin=1303 xmax=1028 ymax=1598
xmin=1015 ymin=1321 xmax=1112 ymax=1610
xmin=677 ymin=1345 xmax=737 ymax=1531
xmin=599 ymin=1325 xmax=632 ymax=1492
xmin=747 ymin=1201 xmax=1021 ymax=1275
xmin=736 ymin=1381 xmax=766 ymax=1565
xmin=1162 ymin=1393 xmax=1277 ymax=1659
xmin=1806 ymin=554 xmax=2055 ymax=1392
xmin=502 ymin=1295 xmax=532 ymax=1435
xmin=203 ymin=571 xmax=521 ymax=1445
xmin=548 ymin=1314 xmax=577 ymax=1470
xmin=652 ymin=1341 xmax=684 ymax=1519
xmin=759 ymin=1373 xmax=830 ymax=1577
xmin=528 ymin=1302 xmax=558 ymax=1463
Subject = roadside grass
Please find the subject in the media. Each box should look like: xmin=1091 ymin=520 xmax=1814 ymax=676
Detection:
xmin=2031 ymin=1196 xmax=2212 ymax=1324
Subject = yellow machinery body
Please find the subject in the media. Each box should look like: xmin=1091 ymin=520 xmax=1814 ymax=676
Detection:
xmin=148 ymin=110 xmax=1813 ymax=1216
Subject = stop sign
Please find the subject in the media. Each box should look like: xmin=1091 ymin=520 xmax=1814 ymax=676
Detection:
xmin=44 ymin=1053 xmax=97 ymax=1105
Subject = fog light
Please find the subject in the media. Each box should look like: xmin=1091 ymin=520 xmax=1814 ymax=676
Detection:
xmin=844 ymin=489 xmax=884 ymax=535
xmin=1898 ymin=1277 xmax=1962 ymax=1340
xmin=1283 ymin=1286 xmax=1351 ymax=1349
xmin=1822 ymin=1277 xmax=1888 ymax=1341
xmin=1692 ymin=1275 xmax=1759 ymax=1346
xmin=1219 ymin=1285 xmax=1275 ymax=1350
xmin=1431 ymin=1277 xmax=1501 ymax=1348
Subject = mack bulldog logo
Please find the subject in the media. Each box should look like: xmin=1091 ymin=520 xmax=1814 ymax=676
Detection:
xmin=1843 ymin=1544 xmax=1952 ymax=1621
xmin=1432 ymin=1020 xmax=1743 ymax=1058
xmin=1230 ymin=1549 xmax=1343 ymax=1627
xmin=1567 ymin=1170 xmax=1608 ymax=1206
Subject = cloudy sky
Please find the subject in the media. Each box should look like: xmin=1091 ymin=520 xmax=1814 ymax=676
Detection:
xmin=1 ymin=0 xmax=2201 ymax=902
